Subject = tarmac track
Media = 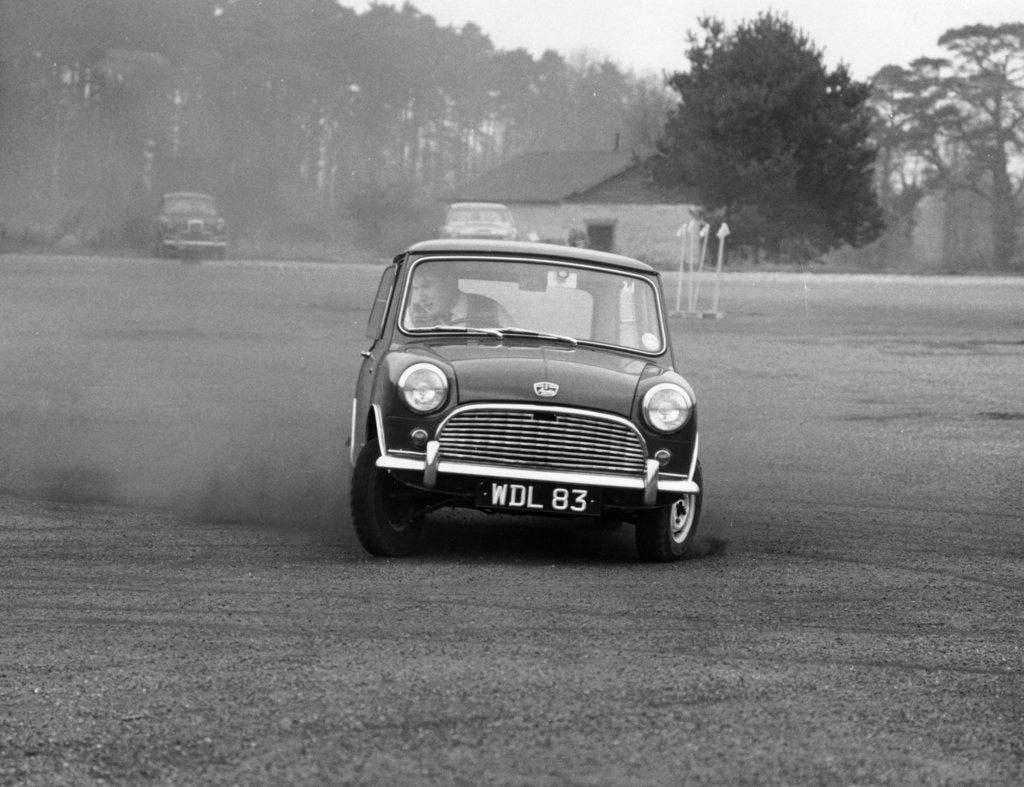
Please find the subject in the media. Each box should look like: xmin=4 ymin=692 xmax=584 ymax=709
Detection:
xmin=1 ymin=254 xmax=1022 ymax=785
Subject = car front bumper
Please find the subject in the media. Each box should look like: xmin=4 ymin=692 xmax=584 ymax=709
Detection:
xmin=161 ymin=237 xmax=226 ymax=250
xmin=377 ymin=439 xmax=699 ymax=507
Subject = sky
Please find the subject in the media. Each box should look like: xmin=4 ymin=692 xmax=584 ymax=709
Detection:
xmin=349 ymin=0 xmax=1022 ymax=80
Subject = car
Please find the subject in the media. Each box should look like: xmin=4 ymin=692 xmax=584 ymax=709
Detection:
xmin=155 ymin=192 xmax=227 ymax=259
xmin=440 ymin=202 xmax=517 ymax=241
xmin=349 ymin=239 xmax=703 ymax=562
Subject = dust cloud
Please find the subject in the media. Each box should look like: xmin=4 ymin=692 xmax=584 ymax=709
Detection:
xmin=0 ymin=255 xmax=376 ymax=536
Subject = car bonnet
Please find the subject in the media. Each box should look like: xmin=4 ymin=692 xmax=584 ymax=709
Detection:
xmin=416 ymin=342 xmax=657 ymax=417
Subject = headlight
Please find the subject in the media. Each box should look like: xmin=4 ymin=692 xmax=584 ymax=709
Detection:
xmin=642 ymin=383 xmax=693 ymax=433
xmin=398 ymin=363 xmax=448 ymax=414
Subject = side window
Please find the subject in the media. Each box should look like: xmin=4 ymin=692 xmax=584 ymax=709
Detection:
xmin=617 ymin=279 xmax=663 ymax=352
xmin=366 ymin=265 xmax=397 ymax=339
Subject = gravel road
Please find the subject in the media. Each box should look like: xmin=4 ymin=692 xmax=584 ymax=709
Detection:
xmin=1 ymin=255 xmax=1022 ymax=785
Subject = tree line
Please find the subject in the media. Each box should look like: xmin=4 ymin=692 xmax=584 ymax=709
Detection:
xmin=0 ymin=0 xmax=670 ymax=252
xmin=870 ymin=23 xmax=1024 ymax=271
xmin=656 ymin=14 xmax=1024 ymax=271
xmin=1 ymin=1 xmax=1021 ymax=270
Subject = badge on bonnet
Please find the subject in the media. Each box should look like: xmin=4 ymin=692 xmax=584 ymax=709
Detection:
xmin=533 ymin=381 xmax=559 ymax=397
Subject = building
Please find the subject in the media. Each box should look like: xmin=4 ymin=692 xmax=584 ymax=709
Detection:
xmin=444 ymin=150 xmax=700 ymax=267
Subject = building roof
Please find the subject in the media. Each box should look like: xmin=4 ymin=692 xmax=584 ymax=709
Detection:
xmin=446 ymin=150 xmax=656 ymax=204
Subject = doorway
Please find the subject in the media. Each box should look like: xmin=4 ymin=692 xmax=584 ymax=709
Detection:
xmin=586 ymin=220 xmax=616 ymax=252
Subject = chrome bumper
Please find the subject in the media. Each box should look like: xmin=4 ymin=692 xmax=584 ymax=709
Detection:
xmin=163 ymin=239 xmax=226 ymax=248
xmin=376 ymin=439 xmax=699 ymax=506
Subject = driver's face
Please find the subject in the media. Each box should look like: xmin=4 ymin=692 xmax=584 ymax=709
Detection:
xmin=411 ymin=268 xmax=458 ymax=321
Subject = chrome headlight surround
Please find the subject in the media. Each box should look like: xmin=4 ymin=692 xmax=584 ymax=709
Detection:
xmin=642 ymin=383 xmax=693 ymax=433
xmin=398 ymin=363 xmax=449 ymax=414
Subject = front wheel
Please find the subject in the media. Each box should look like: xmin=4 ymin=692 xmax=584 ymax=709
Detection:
xmin=350 ymin=438 xmax=424 ymax=557
xmin=634 ymin=461 xmax=703 ymax=562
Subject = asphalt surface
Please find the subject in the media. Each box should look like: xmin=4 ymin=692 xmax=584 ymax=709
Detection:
xmin=1 ymin=254 xmax=1022 ymax=785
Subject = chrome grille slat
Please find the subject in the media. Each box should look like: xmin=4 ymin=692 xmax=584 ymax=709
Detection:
xmin=444 ymin=430 xmax=629 ymax=448
xmin=438 ymin=407 xmax=646 ymax=474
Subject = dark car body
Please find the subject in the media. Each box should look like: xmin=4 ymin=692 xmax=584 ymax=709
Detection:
xmin=349 ymin=239 xmax=702 ymax=561
xmin=155 ymin=192 xmax=227 ymax=259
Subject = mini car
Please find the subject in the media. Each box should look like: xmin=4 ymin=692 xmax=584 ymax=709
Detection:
xmin=155 ymin=192 xmax=227 ymax=259
xmin=440 ymin=202 xmax=517 ymax=241
xmin=349 ymin=239 xmax=702 ymax=562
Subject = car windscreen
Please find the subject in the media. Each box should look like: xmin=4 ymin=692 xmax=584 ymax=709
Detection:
xmin=448 ymin=208 xmax=510 ymax=224
xmin=162 ymin=196 xmax=216 ymax=215
xmin=400 ymin=257 xmax=664 ymax=353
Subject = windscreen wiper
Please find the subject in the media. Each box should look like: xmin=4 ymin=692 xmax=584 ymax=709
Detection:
xmin=423 ymin=324 xmax=503 ymax=339
xmin=496 ymin=327 xmax=579 ymax=347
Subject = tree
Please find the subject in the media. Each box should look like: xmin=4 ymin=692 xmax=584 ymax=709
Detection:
xmin=0 ymin=0 xmax=679 ymax=253
xmin=917 ymin=25 xmax=1024 ymax=269
xmin=655 ymin=13 xmax=883 ymax=260
xmin=868 ymin=65 xmax=941 ymax=257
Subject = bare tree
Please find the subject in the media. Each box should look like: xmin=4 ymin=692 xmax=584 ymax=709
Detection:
xmin=884 ymin=25 xmax=1024 ymax=269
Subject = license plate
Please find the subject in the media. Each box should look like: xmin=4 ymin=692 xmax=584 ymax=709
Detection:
xmin=475 ymin=480 xmax=601 ymax=515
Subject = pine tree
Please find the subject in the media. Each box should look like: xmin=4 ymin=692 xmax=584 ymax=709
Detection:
xmin=656 ymin=13 xmax=884 ymax=261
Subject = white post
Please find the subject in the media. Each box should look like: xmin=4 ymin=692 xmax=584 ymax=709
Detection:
xmin=687 ymin=220 xmax=701 ymax=312
xmin=699 ymin=222 xmax=711 ymax=271
xmin=690 ymin=222 xmax=710 ymax=312
xmin=674 ymin=221 xmax=687 ymax=314
xmin=710 ymin=221 xmax=730 ymax=316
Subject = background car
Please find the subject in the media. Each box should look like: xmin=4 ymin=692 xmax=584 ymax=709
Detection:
xmin=439 ymin=202 xmax=517 ymax=241
xmin=155 ymin=192 xmax=227 ymax=259
xmin=349 ymin=239 xmax=702 ymax=562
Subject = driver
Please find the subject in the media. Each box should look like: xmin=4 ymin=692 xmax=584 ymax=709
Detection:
xmin=407 ymin=263 xmax=510 ymax=328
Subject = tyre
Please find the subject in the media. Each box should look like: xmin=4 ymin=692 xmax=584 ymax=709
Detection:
xmin=350 ymin=438 xmax=424 ymax=557
xmin=634 ymin=461 xmax=703 ymax=562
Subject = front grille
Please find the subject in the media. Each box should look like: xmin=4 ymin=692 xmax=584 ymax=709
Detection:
xmin=438 ymin=407 xmax=646 ymax=474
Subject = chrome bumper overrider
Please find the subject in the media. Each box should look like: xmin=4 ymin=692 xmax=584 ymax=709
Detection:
xmin=376 ymin=440 xmax=699 ymax=506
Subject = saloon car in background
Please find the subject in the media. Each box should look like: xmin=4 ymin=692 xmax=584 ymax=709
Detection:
xmin=349 ymin=239 xmax=702 ymax=562
xmin=440 ymin=202 xmax=518 ymax=241
xmin=155 ymin=192 xmax=227 ymax=259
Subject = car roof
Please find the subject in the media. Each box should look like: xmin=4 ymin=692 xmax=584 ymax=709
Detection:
xmin=447 ymin=202 xmax=511 ymax=210
xmin=403 ymin=238 xmax=658 ymax=274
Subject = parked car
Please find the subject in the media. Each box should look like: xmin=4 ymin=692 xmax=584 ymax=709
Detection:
xmin=349 ymin=239 xmax=702 ymax=562
xmin=155 ymin=192 xmax=227 ymax=259
xmin=440 ymin=202 xmax=517 ymax=241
